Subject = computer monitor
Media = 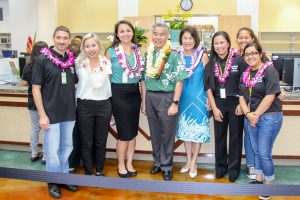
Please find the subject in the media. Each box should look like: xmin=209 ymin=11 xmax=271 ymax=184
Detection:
xmin=2 ymin=50 xmax=18 ymax=58
xmin=271 ymin=53 xmax=300 ymax=81
xmin=282 ymin=58 xmax=294 ymax=86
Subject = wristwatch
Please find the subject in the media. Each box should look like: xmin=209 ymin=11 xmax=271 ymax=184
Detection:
xmin=172 ymin=100 xmax=179 ymax=105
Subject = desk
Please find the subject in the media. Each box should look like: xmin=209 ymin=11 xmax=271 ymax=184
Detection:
xmin=0 ymin=58 xmax=20 ymax=84
xmin=0 ymin=85 xmax=299 ymax=159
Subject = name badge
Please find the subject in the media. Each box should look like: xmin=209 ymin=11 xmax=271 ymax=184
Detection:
xmin=61 ymin=72 xmax=67 ymax=84
xmin=122 ymin=72 xmax=128 ymax=83
xmin=220 ymin=88 xmax=226 ymax=99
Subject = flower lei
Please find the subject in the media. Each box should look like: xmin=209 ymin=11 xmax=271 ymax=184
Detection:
xmin=214 ymin=48 xmax=235 ymax=85
xmin=146 ymin=41 xmax=172 ymax=78
xmin=40 ymin=48 xmax=74 ymax=69
xmin=242 ymin=61 xmax=273 ymax=88
xmin=115 ymin=44 xmax=144 ymax=78
xmin=179 ymin=47 xmax=205 ymax=77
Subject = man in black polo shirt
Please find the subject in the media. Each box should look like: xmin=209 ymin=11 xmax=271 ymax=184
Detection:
xmin=32 ymin=26 xmax=78 ymax=199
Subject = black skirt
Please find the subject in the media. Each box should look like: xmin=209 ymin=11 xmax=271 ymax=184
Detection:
xmin=111 ymin=83 xmax=141 ymax=141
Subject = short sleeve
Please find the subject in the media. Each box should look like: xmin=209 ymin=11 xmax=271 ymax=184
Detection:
xmin=171 ymin=52 xmax=188 ymax=82
xmin=264 ymin=66 xmax=281 ymax=96
xmin=31 ymin=56 xmax=45 ymax=86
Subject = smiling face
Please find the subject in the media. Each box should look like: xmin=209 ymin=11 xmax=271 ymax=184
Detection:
xmin=83 ymin=37 xmax=100 ymax=60
xmin=152 ymin=26 xmax=168 ymax=50
xmin=237 ymin=30 xmax=254 ymax=51
xmin=244 ymin=46 xmax=263 ymax=69
xmin=117 ymin=23 xmax=134 ymax=45
xmin=213 ymin=35 xmax=230 ymax=58
xmin=53 ymin=30 xmax=71 ymax=55
xmin=181 ymin=31 xmax=196 ymax=52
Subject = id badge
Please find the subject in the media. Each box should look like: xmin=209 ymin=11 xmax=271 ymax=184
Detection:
xmin=220 ymin=88 xmax=226 ymax=99
xmin=61 ymin=72 xmax=67 ymax=84
xmin=122 ymin=72 xmax=128 ymax=83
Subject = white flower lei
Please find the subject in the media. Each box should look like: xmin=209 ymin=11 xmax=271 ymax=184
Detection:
xmin=146 ymin=41 xmax=171 ymax=78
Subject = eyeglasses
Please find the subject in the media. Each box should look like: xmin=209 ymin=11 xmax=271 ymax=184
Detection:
xmin=244 ymin=51 xmax=259 ymax=58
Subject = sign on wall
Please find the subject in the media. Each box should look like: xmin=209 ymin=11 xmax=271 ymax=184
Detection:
xmin=0 ymin=8 xmax=3 ymax=21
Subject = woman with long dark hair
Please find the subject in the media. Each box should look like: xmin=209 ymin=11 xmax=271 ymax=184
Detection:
xmin=21 ymin=41 xmax=48 ymax=163
xmin=105 ymin=20 xmax=144 ymax=178
xmin=204 ymin=31 xmax=245 ymax=182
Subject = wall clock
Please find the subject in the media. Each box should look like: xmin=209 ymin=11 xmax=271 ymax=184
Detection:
xmin=180 ymin=0 xmax=193 ymax=11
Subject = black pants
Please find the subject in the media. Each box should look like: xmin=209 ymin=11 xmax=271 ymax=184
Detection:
xmin=214 ymin=96 xmax=244 ymax=178
xmin=68 ymin=120 xmax=81 ymax=169
xmin=77 ymin=98 xmax=112 ymax=175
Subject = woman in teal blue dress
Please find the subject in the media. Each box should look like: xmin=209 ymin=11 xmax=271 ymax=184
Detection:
xmin=177 ymin=26 xmax=211 ymax=179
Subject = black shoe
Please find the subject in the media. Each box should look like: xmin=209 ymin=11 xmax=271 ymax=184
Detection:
xmin=96 ymin=171 xmax=105 ymax=176
xmin=250 ymin=180 xmax=263 ymax=184
xmin=128 ymin=170 xmax=137 ymax=177
xmin=229 ymin=176 xmax=238 ymax=182
xmin=150 ymin=166 xmax=161 ymax=174
xmin=61 ymin=184 xmax=78 ymax=192
xmin=118 ymin=170 xmax=129 ymax=178
xmin=30 ymin=153 xmax=42 ymax=162
xmin=48 ymin=183 xmax=62 ymax=199
xmin=259 ymin=195 xmax=271 ymax=200
xmin=215 ymin=172 xmax=226 ymax=179
xmin=41 ymin=159 xmax=46 ymax=165
xmin=163 ymin=170 xmax=173 ymax=181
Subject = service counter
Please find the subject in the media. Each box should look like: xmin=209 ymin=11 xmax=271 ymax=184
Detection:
xmin=0 ymin=84 xmax=299 ymax=159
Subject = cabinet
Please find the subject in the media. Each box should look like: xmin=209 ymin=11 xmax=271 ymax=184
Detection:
xmin=0 ymin=33 xmax=11 ymax=50
xmin=258 ymin=32 xmax=300 ymax=54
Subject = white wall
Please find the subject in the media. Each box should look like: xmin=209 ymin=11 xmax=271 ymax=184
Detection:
xmin=37 ymin=0 xmax=57 ymax=46
xmin=118 ymin=0 xmax=138 ymax=20
xmin=0 ymin=0 xmax=10 ymax=33
xmin=237 ymin=0 xmax=259 ymax=34
xmin=8 ymin=0 xmax=38 ymax=54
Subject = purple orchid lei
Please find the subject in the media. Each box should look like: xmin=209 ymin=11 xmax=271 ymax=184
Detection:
xmin=242 ymin=61 xmax=273 ymax=88
xmin=40 ymin=48 xmax=74 ymax=69
xmin=179 ymin=47 xmax=205 ymax=77
xmin=115 ymin=44 xmax=144 ymax=78
xmin=214 ymin=48 xmax=235 ymax=85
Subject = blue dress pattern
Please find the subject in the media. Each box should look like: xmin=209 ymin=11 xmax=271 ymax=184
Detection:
xmin=176 ymin=55 xmax=211 ymax=143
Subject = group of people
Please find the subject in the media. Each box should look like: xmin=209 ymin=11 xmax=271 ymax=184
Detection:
xmin=22 ymin=20 xmax=282 ymax=200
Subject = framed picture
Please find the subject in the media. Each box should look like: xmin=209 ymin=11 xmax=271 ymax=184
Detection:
xmin=0 ymin=8 xmax=3 ymax=21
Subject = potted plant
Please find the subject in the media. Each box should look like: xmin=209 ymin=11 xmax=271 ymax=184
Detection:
xmin=162 ymin=5 xmax=192 ymax=43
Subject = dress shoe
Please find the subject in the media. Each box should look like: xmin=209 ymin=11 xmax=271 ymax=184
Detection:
xmin=118 ymin=170 xmax=129 ymax=178
xmin=229 ymin=176 xmax=238 ymax=182
xmin=127 ymin=170 xmax=137 ymax=177
xmin=41 ymin=159 xmax=46 ymax=165
xmin=96 ymin=171 xmax=105 ymax=176
xmin=48 ymin=183 xmax=62 ymax=199
xmin=189 ymin=170 xmax=197 ymax=179
xmin=61 ymin=184 xmax=78 ymax=192
xmin=30 ymin=153 xmax=42 ymax=162
xmin=250 ymin=180 xmax=263 ymax=184
xmin=150 ymin=166 xmax=161 ymax=174
xmin=215 ymin=172 xmax=226 ymax=179
xmin=180 ymin=166 xmax=189 ymax=173
xmin=163 ymin=170 xmax=173 ymax=181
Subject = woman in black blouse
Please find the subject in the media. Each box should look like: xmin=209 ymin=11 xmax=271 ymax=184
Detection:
xmin=205 ymin=31 xmax=245 ymax=182
xmin=239 ymin=42 xmax=283 ymax=200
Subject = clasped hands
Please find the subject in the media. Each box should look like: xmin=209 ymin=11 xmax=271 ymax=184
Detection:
xmin=247 ymin=112 xmax=260 ymax=127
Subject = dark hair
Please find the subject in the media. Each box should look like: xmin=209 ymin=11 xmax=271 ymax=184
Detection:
xmin=204 ymin=31 xmax=231 ymax=93
xmin=53 ymin=25 xmax=71 ymax=38
xmin=74 ymin=35 xmax=83 ymax=40
xmin=244 ymin=42 xmax=269 ymax=63
xmin=236 ymin=27 xmax=259 ymax=44
xmin=179 ymin=25 xmax=200 ymax=48
xmin=106 ymin=20 xmax=137 ymax=52
xmin=68 ymin=42 xmax=81 ymax=58
xmin=29 ymin=41 xmax=48 ymax=67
